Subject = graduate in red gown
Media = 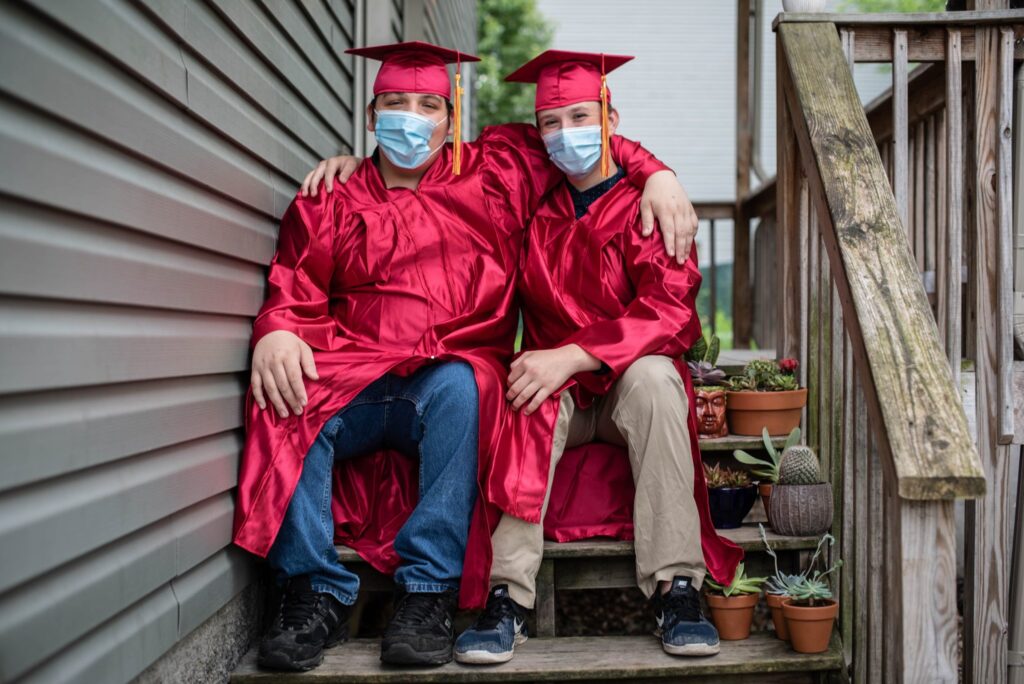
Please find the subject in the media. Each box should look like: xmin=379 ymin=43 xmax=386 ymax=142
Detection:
xmin=233 ymin=41 xmax=687 ymax=670
xmin=453 ymin=51 xmax=743 ymax=665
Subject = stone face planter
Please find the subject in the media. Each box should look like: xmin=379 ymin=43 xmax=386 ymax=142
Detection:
xmin=725 ymin=389 xmax=807 ymax=436
xmin=707 ymin=485 xmax=757 ymax=529
xmin=782 ymin=598 xmax=838 ymax=653
xmin=706 ymin=592 xmax=759 ymax=640
xmin=769 ymin=483 xmax=833 ymax=536
xmin=765 ymin=592 xmax=790 ymax=640
xmin=695 ymin=388 xmax=728 ymax=438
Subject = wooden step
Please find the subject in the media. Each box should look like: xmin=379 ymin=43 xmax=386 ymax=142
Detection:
xmin=231 ymin=632 xmax=842 ymax=682
xmin=335 ymin=524 xmax=816 ymax=565
xmin=698 ymin=434 xmax=787 ymax=453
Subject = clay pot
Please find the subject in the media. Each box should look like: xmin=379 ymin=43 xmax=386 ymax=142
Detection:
xmin=765 ymin=592 xmax=790 ymax=640
xmin=706 ymin=592 xmax=760 ymax=640
xmin=707 ymin=485 xmax=757 ymax=529
xmin=782 ymin=598 xmax=838 ymax=653
xmin=769 ymin=483 xmax=833 ymax=536
xmin=725 ymin=389 xmax=807 ymax=436
xmin=758 ymin=482 xmax=774 ymax=526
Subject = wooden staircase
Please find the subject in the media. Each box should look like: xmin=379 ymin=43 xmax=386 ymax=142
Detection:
xmin=231 ymin=521 xmax=843 ymax=683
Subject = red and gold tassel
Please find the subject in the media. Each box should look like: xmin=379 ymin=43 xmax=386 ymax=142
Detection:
xmin=599 ymin=55 xmax=610 ymax=178
xmin=452 ymin=54 xmax=464 ymax=175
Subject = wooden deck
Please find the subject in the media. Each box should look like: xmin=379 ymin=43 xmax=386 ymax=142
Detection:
xmin=232 ymin=632 xmax=843 ymax=683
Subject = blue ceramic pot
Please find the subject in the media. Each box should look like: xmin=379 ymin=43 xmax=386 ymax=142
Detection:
xmin=707 ymin=485 xmax=757 ymax=529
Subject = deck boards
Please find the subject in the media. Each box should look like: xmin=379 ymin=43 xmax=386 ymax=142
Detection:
xmin=232 ymin=633 xmax=843 ymax=682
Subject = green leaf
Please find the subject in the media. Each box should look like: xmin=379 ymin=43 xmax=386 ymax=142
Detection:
xmin=784 ymin=427 xmax=801 ymax=451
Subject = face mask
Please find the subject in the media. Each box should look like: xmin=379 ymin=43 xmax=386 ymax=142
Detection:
xmin=374 ymin=109 xmax=443 ymax=169
xmin=542 ymin=125 xmax=602 ymax=177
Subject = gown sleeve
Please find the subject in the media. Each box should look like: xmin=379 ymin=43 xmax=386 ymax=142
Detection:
xmin=478 ymin=123 xmax=673 ymax=229
xmin=251 ymin=192 xmax=339 ymax=351
xmin=563 ymin=217 xmax=703 ymax=386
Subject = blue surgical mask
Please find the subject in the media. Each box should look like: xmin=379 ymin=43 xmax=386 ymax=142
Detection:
xmin=542 ymin=125 xmax=602 ymax=177
xmin=374 ymin=109 xmax=443 ymax=169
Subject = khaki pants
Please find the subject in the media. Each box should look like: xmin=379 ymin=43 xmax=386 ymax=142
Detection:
xmin=490 ymin=355 xmax=706 ymax=608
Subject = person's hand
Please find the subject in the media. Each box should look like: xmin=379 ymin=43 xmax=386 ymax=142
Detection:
xmin=251 ymin=330 xmax=319 ymax=417
xmin=640 ymin=170 xmax=699 ymax=264
xmin=301 ymin=155 xmax=362 ymax=197
xmin=506 ymin=345 xmax=601 ymax=415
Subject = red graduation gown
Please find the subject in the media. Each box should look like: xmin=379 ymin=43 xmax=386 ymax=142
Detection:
xmin=511 ymin=174 xmax=743 ymax=585
xmin=232 ymin=124 xmax=668 ymax=608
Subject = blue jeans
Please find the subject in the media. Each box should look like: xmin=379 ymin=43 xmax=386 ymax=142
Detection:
xmin=266 ymin=361 xmax=480 ymax=606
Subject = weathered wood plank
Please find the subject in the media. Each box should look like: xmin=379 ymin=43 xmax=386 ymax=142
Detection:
xmin=779 ymin=22 xmax=985 ymax=499
xmin=774 ymin=10 xmax=1024 ymax=28
xmin=777 ymin=34 xmax=801 ymax=361
xmin=839 ymin=25 xmax=1024 ymax=63
xmin=944 ymin=29 xmax=964 ymax=386
xmin=734 ymin=0 xmax=753 ymax=349
xmin=893 ymin=30 xmax=910 ymax=233
xmin=852 ymin=378 xmax=869 ymax=684
xmin=699 ymin=434 xmax=787 ymax=453
xmin=893 ymin=500 xmax=959 ymax=682
xmin=535 ymin=558 xmax=556 ymax=638
xmin=997 ymin=27 xmax=1016 ymax=443
xmin=964 ymin=23 xmax=1012 ymax=684
xmin=232 ymin=633 xmax=845 ymax=682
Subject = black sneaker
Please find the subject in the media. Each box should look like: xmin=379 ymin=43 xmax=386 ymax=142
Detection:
xmin=652 ymin=576 xmax=721 ymax=656
xmin=454 ymin=584 xmax=529 ymax=664
xmin=257 ymin=576 xmax=350 ymax=671
xmin=380 ymin=588 xmax=458 ymax=665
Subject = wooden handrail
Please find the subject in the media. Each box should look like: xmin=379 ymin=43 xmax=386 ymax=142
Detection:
xmin=775 ymin=9 xmax=1024 ymax=29
xmin=778 ymin=22 xmax=985 ymax=500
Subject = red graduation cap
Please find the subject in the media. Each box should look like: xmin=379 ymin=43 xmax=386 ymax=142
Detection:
xmin=346 ymin=41 xmax=480 ymax=173
xmin=505 ymin=50 xmax=634 ymax=178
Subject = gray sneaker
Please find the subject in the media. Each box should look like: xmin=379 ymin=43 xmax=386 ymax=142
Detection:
xmin=454 ymin=585 xmax=528 ymax=664
xmin=653 ymin=576 xmax=721 ymax=656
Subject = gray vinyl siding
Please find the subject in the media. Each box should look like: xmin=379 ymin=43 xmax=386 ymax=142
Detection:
xmin=0 ymin=0 xmax=458 ymax=681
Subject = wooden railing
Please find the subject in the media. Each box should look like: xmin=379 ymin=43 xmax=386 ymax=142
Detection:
xmin=773 ymin=13 xmax=1021 ymax=682
xmin=690 ymin=201 xmax=736 ymax=341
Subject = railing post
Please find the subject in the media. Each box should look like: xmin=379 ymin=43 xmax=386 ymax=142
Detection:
xmin=776 ymin=37 xmax=800 ymax=362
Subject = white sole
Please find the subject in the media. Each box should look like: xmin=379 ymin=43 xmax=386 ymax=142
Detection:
xmin=454 ymin=633 xmax=528 ymax=665
xmin=662 ymin=641 xmax=721 ymax=657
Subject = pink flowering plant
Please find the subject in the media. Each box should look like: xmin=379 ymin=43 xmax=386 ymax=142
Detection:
xmin=727 ymin=358 xmax=800 ymax=392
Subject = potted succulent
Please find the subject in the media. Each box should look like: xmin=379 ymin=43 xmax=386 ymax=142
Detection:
xmin=760 ymin=525 xmax=843 ymax=653
xmin=704 ymin=562 xmax=767 ymax=640
xmin=769 ymin=445 xmax=833 ymax=537
xmin=703 ymin=463 xmax=757 ymax=529
xmin=733 ymin=427 xmax=800 ymax=526
xmin=686 ymin=334 xmax=728 ymax=438
xmin=725 ymin=358 xmax=807 ymax=436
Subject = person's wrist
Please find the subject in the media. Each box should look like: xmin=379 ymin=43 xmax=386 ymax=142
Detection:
xmin=564 ymin=344 xmax=600 ymax=374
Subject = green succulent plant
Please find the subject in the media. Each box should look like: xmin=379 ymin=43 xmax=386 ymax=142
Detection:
xmin=733 ymin=427 xmax=801 ymax=484
xmin=704 ymin=562 xmax=767 ymax=597
xmin=727 ymin=358 xmax=800 ymax=392
xmin=703 ymin=463 xmax=753 ymax=489
xmin=778 ymin=445 xmax=821 ymax=485
xmin=686 ymin=334 xmax=726 ymax=388
xmin=760 ymin=524 xmax=843 ymax=607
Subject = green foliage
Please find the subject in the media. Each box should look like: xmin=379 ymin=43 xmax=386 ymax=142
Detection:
xmin=475 ymin=0 xmax=553 ymax=130
xmin=760 ymin=525 xmax=843 ymax=607
xmin=704 ymin=463 xmax=753 ymax=489
xmin=705 ymin=563 xmax=767 ymax=597
xmin=839 ymin=0 xmax=945 ymax=11
xmin=733 ymin=427 xmax=800 ymax=484
xmin=778 ymin=445 xmax=821 ymax=485
xmin=687 ymin=333 xmax=726 ymax=387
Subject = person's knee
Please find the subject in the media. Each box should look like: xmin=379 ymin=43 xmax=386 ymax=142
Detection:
xmin=431 ymin=361 xmax=477 ymax=398
xmin=619 ymin=357 xmax=681 ymax=396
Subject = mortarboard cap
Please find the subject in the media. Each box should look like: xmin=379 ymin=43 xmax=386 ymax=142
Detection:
xmin=504 ymin=50 xmax=633 ymax=112
xmin=346 ymin=41 xmax=480 ymax=175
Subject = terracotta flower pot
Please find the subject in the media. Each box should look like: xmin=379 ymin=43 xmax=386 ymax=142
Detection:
xmin=782 ymin=598 xmax=838 ymax=653
xmin=725 ymin=388 xmax=807 ymax=436
xmin=769 ymin=483 xmax=833 ymax=536
xmin=765 ymin=592 xmax=790 ymax=640
xmin=758 ymin=482 xmax=774 ymax=526
xmin=707 ymin=485 xmax=757 ymax=529
xmin=705 ymin=592 xmax=759 ymax=640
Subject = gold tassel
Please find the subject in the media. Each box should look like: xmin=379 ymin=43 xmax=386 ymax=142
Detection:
xmin=453 ymin=69 xmax=463 ymax=175
xmin=600 ymin=70 xmax=610 ymax=178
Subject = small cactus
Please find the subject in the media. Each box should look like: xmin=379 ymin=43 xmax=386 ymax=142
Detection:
xmin=778 ymin=445 xmax=820 ymax=485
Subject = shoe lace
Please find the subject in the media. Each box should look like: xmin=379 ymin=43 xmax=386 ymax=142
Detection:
xmin=393 ymin=592 xmax=445 ymax=626
xmin=278 ymin=588 xmax=320 ymax=631
xmin=474 ymin=592 xmax=517 ymax=630
xmin=661 ymin=588 xmax=702 ymax=624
